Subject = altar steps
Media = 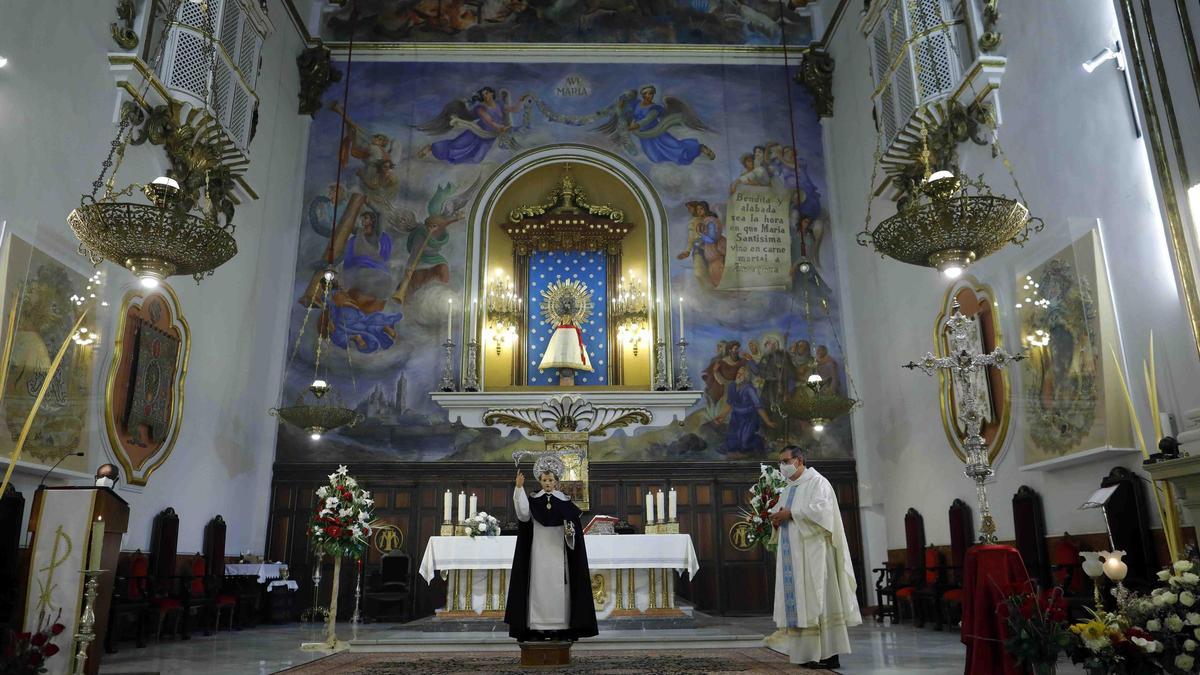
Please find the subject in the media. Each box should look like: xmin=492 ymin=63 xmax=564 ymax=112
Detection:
xmin=349 ymin=626 xmax=767 ymax=653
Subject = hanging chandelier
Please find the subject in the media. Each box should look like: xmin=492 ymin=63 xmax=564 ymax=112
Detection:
xmin=857 ymin=112 xmax=1043 ymax=279
xmin=270 ymin=5 xmax=362 ymax=443
xmin=784 ymin=373 xmax=857 ymax=434
xmin=66 ymin=0 xmax=237 ymax=289
xmin=269 ymin=272 xmax=363 ymax=442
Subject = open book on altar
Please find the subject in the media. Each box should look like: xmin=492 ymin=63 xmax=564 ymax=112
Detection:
xmin=585 ymin=515 xmax=619 ymax=535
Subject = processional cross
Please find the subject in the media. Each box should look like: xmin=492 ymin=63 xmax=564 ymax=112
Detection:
xmin=903 ymin=302 xmax=1022 ymax=544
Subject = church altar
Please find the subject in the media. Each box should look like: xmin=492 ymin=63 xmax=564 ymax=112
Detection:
xmin=419 ymin=534 xmax=699 ymax=619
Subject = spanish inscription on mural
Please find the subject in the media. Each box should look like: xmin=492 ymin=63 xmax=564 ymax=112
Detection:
xmin=718 ymin=185 xmax=791 ymax=291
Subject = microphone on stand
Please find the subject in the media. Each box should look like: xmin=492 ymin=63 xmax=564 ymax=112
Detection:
xmin=36 ymin=451 xmax=85 ymax=490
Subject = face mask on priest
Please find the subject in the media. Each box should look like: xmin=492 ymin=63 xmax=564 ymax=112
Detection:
xmin=778 ymin=446 xmax=805 ymax=480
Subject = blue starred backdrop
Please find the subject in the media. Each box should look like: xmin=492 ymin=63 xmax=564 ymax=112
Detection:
xmin=527 ymin=251 xmax=608 ymax=386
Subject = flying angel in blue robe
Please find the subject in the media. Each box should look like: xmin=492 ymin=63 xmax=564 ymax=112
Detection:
xmin=593 ymin=85 xmax=715 ymax=165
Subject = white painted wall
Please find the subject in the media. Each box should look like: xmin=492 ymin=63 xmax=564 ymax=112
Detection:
xmin=0 ymin=0 xmax=308 ymax=555
xmin=825 ymin=0 xmax=1200 ymax=557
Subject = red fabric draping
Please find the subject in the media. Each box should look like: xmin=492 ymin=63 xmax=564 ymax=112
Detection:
xmin=556 ymin=324 xmax=588 ymax=366
xmin=961 ymin=544 xmax=1031 ymax=675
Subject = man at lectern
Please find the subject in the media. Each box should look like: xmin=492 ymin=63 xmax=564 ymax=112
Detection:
xmin=504 ymin=455 xmax=598 ymax=643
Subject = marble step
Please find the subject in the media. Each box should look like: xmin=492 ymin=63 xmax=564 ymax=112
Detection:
xmin=349 ymin=628 xmax=766 ymax=653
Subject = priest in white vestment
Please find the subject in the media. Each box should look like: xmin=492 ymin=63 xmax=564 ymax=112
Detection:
xmin=765 ymin=445 xmax=861 ymax=669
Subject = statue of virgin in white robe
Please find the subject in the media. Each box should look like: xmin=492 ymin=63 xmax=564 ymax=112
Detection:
xmin=765 ymin=464 xmax=861 ymax=665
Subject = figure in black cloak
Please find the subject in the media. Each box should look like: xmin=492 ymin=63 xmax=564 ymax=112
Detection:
xmin=505 ymin=454 xmax=598 ymax=642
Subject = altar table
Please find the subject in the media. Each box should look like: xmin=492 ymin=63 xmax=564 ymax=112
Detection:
xmin=224 ymin=562 xmax=286 ymax=583
xmin=419 ymin=534 xmax=699 ymax=619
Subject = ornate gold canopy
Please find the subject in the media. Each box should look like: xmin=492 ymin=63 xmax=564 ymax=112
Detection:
xmin=501 ymin=167 xmax=633 ymax=255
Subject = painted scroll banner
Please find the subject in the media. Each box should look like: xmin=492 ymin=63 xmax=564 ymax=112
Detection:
xmin=23 ymin=488 xmax=96 ymax=675
xmin=717 ymin=185 xmax=791 ymax=292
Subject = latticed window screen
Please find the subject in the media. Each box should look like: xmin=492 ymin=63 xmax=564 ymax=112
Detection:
xmin=156 ymin=0 xmax=264 ymax=151
xmin=868 ymin=0 xmax=965 ymax=148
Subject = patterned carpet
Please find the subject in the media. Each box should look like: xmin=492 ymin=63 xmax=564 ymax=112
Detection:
xmin=277 ymin=648 xmax=826 ymax=674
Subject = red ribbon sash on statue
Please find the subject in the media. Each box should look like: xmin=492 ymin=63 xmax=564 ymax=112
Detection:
xmin=557 ymin=324 xmax=587 ymax=366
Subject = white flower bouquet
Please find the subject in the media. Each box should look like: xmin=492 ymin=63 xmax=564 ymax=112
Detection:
xmin=467 ymin=511 xmax=501 ymax=538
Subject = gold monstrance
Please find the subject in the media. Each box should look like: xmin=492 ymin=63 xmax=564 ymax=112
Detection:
xmin=538 ymin=279 xmax=594 ymax=386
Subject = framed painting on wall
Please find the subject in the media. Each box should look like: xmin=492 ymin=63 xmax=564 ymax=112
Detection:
xmin=0 ymin=233 xmax=94 ymax=473
xmin=1018 ymin=229 xmax=1131 ymax=465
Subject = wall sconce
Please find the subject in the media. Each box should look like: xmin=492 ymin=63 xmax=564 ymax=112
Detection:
xmin=612 ymin=273 xmax=648 ymax=356
xmin=485 ymin=270 xmax=521 ymax=355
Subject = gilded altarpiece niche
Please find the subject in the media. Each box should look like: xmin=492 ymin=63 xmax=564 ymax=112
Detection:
xmin=105 ymin=289 xmax=189 ymax=485
xmin=1018 ymin=230 xmax=1130 ymax=464
xmin=0 ymin=235 xmax=93 ymax=472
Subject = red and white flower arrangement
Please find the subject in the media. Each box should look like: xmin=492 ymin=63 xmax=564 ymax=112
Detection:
xmin=308 ymin=465 xmax=374 ymax=560
xmin=739 ymin=463 xmax=788 ymax=552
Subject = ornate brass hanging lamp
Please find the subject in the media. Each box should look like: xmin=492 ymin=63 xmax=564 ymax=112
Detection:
xmin=66 ymin=0 xmax=237 ymax=289
xmin=857 ymin=112 xmax=1044 ymax=279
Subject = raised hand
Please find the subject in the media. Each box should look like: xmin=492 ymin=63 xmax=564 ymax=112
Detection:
xmin=515 ymin=471 xmax=525 ymax=488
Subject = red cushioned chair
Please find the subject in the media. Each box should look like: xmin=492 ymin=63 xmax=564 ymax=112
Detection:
xmin=204 ymin=515 xmax=246 ymax=631
xmin=105 ymin=551 xmax=150 ymax=653
xmin=149 ymin=507 xmax=185 ymax=640
xmin=184 ymin=556 xmax=228 ymax=635
xmin=932 ymin=499 xmax=973 ymax=630
xmin=893 ymin=508 xmax=927 ymax=624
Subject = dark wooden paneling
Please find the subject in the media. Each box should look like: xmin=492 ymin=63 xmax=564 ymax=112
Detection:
xmin=268 ymin=459 xmax=862 ymax=619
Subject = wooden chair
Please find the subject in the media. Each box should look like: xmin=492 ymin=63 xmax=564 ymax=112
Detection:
xmin=1049 ymin=532 xmax=1094 ymax=620
xmin=364 ymin=550 xmax=412 ymax=622
xmin=872 ymin=561 xmax=902 ymax=623
xmin=184 ymin=555 xmax=232 ymax=634
xmin=204 ymin=515 xmax=251 ymax=630
xmin=148 ymin=507 xmax=184 ymax=640
xmin=1012 ymin=486 xmax=1051 ymax=590
xmin=893 ymin=508 xmax=927 ymax=624
xmin=105 ymin=551 xmax=150 ymax=653
xmin=923 ymin=499 xmax=973 ymax=630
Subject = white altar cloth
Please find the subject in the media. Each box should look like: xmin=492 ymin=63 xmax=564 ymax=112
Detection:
xmin=224 ymin=562 xmax=284 ymax=583
xmin=419 ymin=534 xmax=699 ymax=618
xmin=419 ymin=534 xmax=699 ymax=581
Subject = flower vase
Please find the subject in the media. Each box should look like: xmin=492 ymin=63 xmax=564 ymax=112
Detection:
xmin=325 ymin=556 xmax=342 ymax=647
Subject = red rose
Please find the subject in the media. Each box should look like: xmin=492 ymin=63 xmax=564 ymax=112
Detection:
xmin=30 ymin=633 xmax=46 ymax=647
xmin=1049 ymin=607 xmax=1066 ymax=622
xmin=42 ymin=644 xmax=59 ymax=657
xmin=325 ymin=525 xmax=342 ymax=538
xmin=1019 ymin=598 xmax=1034 ymax=619
xmin=49 ymin=624 xmax=64 ymax=636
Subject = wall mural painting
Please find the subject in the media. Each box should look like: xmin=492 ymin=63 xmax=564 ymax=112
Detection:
xmin=0 ymin=235 xmax=93 ymax=473
xmin=278 ymin=61 xmax=851 ymax=464
xmin=319 ymin=1 xmax=817 ymax=46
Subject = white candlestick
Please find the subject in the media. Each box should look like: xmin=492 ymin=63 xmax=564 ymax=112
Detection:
xmin=457 ymin=491 xmax=466 ymax=524
xmin=646 ymin=492 xmax=654 ymax=524
xmin=443 ymin=490 xmax=452 ymax=523
xmin=678 ymin=297 xmax=684 ymax=339
xmin=447 ymin=298 xmax=453 ymax=341
xmin=88 ymin=516 xmax=104 ymax=570
xmin=669 ymin=489 xmax=677 ymax=522
xmin=469 ymin=493 xmax=478 ymax=519
xmin=471 ymin=298 xmax=478 ymax=343
xmin=656 ymin=490 xmax=666 ymax=524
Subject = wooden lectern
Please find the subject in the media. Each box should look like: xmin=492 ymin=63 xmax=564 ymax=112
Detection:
xmin=24 ymin=487 xmax=128 ymax=675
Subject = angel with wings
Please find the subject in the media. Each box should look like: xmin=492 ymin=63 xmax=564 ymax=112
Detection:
xmin=594 ymin=85 xmax=715 ymax=165
xmin=416 ymin=87 xmax=531 ymax=165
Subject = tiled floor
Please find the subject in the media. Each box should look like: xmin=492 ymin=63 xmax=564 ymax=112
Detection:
xmin=99 ymin=617 xmax=1088 ymax=674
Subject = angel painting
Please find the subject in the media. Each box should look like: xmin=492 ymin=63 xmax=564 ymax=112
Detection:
xmin=594 ymin=85 xmax=715 ymax=165
xmin=416 ymin=87 xmax=531 ymax=165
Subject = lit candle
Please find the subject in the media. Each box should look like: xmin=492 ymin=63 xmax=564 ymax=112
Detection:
xmin=656 ymin=489 xmax=666 ymax=524
xmin=443 ymin=490 xmax=452 ymax=524
xmin=88 ymin=516 xmax=104 ymax=571
xmin=669 ymin=488 xmax=677 ymax=522
xmin=645 ymin=492 xmax=654 ymax=524
xmin=678 ymin=297 xmax=685 ymax=340
xmin=469 ymin=493 xmax=478 ymax=519
xmin=447 ymin=298 xmax=453 ymax=342
xmin=471 ymin=298 xmax=478 ymax=342
xmin=457 ymin=491 xmax=466 ymax=524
